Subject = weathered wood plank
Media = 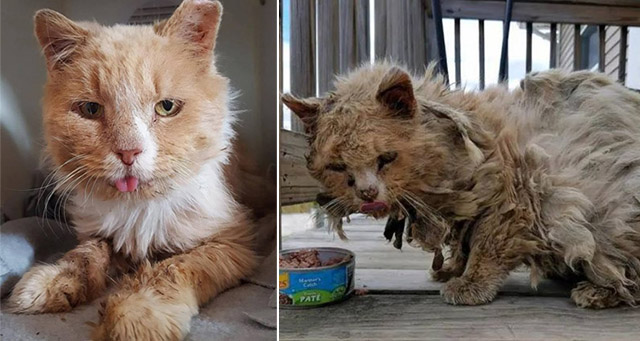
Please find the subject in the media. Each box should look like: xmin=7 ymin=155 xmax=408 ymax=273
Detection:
xmin=375 ymin=0 xmax=429 ymax=73
xmin=387 ymin=0 xmax=406 ymax=65
xmin=498 ymin=0 xmax=513 ymax=84
xmin=374 ymin=0 xmax=387 ymax=59
xmin=549 ymin=22 xmax=557 ymax=68
xmin=338 ymin=0 xmax=355 ymax=72
xmin=284 ymin=216 xmax=530 ymax=272
xmin=424 ymin=1 xmax=439 ymax=64
xmin=431 ymin=0 xmax=450 ymax=81
xmin=290 ymin=0 xmax=316 ymax=132
xmin=336 ymin=0 xmax=369 ymax=72
xmin=407 ymin=0 xmax=427 ymax=71
xmin=317 ymin=0 xmax=339 ymax=95
xmin=280 ymin=295 xmax=640 ymax=340
xmin=355 ymin=269 xmax=572 ymax=297
xmin=619 ymin=25 xmax=627 ymax=83
xmin=599 ymin=24 xmax=606 ymax=72
xmin=441 ymin=0 xmax=640 ymax=26
xmin=479 ymin=19 xmax=485 ymax=89
xmin=526 ymin=22 xmax=532 ymax=72
xmin=573 ymin=24 xmax=581 ymax=70
xmin=355 ymin=0 xmax=370 ymax=65
xmin=454 ymin=18 xmax=461 ymax=88
xmin=280 ymin=129 xmax=321 ymax=205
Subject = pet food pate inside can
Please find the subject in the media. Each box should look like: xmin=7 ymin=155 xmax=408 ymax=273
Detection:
xmin=279 ymin=247 xmax=355 ymax=308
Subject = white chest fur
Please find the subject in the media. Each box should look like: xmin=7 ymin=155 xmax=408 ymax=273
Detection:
xmin=69 ymin=160 xmax=237 ymax=260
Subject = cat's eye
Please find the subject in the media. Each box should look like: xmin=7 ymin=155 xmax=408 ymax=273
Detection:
xmin=378 ymin=151 xmax=398 ymax=171
xmin=326 ymin=163 xmax=347 ymax=172
xmin=154 ymin=99 xmax=182 ymax=117
xmin=74 ymin=101 xmax=103 ymax=119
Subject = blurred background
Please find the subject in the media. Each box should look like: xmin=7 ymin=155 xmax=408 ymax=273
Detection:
xmin=0 ymin=0 xmax=277 ymax=220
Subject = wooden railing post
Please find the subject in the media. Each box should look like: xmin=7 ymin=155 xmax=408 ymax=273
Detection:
xmin=573 ymin=24 xmax=582 ymax=70
xmin=619 ymin=25 xmax=628 ymax=83
xmin=454 ymin=18 xmax=461 ymax=88
xmin=290 ymin=0 xmax=316 ymax=132
xmin=526 ymin=22 xmax=532 ymax=73
xmin=498 ymin=0 xmax=514 ymax=84
xmin=598 ymin=25 xmax=606 ymax=72
xmin=479 ymin=19 xmax=485 ymax=90
xmin=550 ymin=23 xmax=557 ymax=68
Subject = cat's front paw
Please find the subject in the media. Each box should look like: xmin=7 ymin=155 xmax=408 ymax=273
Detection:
xmin=7 ymin=264 xmax=85 ymax=313
xmin=430 ymin=269 xmax=457 ymax=282
xmin=93 ymin=288 xmax=197 ymax=341
xmin=441 ymin=277 xmax=497 ymax=305
xmin=430 ymin=264 xmax=464 ymax=283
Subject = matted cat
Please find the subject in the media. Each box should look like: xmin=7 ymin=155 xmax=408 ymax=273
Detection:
xmin=7 ymin=0 xmax=266 ymax=339
xmin=283 ymin=62 xmax=640 ymax=308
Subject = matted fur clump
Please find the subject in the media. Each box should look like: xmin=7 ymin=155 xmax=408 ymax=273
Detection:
xmin=7 ymin=1 xmax=267 ymax=340
xmin=283 ymin=62 xmax=640 ymax=308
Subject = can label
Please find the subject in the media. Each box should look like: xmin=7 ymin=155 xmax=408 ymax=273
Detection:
xmin=279 ymin=266 xmax=348 ymax=306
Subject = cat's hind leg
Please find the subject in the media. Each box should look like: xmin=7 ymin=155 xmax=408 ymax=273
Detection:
xmin=7 ymin=239 xmax=112 ymax=313
xmin=92 ymin=222 xmax=257 ymax=341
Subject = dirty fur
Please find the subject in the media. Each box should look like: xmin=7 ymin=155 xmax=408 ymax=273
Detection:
xmin=7 ymin=1 xmax=266 ymax=339
xmin=283 ymin=62 xmax=640 ymax=308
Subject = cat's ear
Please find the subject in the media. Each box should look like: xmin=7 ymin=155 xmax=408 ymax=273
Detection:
xmin=424 ymin=101 xmax=485 ymax=166
xmin=34 ymin=9 xmax=88 ymax=71
xmin=282 ymin=94 xmax=321 ymax=133
xmin=158 ymin=0 xmax=223 ymax=57
xmin=376 ymin=67 xmax=416 ymax=118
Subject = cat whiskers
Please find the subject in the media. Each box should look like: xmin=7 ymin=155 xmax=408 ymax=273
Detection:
xmin=39 ymin=166 xmax=83 ymax=234
xmin=386 ymin=187 xmax=411 ymax=219
xmin=397 ymin=188 xmax=448 ymax=230
xmin=35 ymin=154 xmax=87 ymax=234
xmin=51 ymin=165 xmax=91 ymax=229
xmin=321 ymin=196 xmax=351 ymax=217
xmin=317 ymin=196 xmax=352 ymax=238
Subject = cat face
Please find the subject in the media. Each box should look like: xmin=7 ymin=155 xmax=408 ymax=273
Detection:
xmin=35 ymin=0 xmax=231 ymax=200
xmin=284 ymin=65 xmax=435 ymax=218
xmin=283 ymin=64 xmax=486 ymax=219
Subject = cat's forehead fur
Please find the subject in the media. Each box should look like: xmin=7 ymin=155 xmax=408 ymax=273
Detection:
xmin=309 ymin=63 xmax=425 ymax=165
xmin=49 ymin=23 xmax=221 ymax=102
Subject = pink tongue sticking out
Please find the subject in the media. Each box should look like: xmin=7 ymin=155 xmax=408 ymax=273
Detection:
xmin=359 ymin=201 xmax=389 ymax=214
xmin=114 ymin=176 xmax=139 ymax=193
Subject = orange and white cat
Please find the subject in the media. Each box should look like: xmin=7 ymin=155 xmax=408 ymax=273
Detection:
xmin=7 ymin=1 xmax=260 ymax=339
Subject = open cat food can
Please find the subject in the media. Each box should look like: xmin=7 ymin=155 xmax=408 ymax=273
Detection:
xmin=279 ymin=247 xmax=355 ymax=308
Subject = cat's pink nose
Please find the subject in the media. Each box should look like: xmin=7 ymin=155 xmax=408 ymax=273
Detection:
xmin=116 ymin=148 xmax=142 ymax=166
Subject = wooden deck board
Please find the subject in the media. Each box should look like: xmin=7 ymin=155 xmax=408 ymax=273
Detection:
xmin=283 ymin=215 xmax=434 ymax=270
xmin=356 ymin=269 xmax=571 ymax=297
xmin=281 ymin=216 xmax=637 ymax=339
xmin=283 ymin=216 xmax=530 ymax=272
xmin=280 ymin=295 xmax=640 ymax=340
